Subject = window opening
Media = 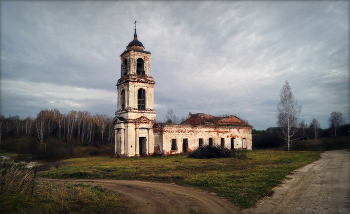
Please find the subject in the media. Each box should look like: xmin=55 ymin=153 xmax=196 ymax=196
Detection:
xmin=137 ymin=58 xmax=145 ymax=75
xmin=199 ymin=138 xmax=203 ymax=147
xmin=221 ymin=138 xmax=225 ymax=149
xmin=242 ymin=138 xmax=247 ymax=149
xmin=183 ymin=139 xmax=188 ymax=153
xmin=171 ymin=139 xmax=176 ymax=150
xmin=209 ymin=138 xmax=213 ymax=147
xmin=122 ymin=59 xmax=128 ymax=76
xmin=121 ymin=90 xmax=125 ymax=110
xmin=138 ymin=88 xmax=145 ymax=110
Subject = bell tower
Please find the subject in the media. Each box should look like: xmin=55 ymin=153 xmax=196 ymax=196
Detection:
xmin=114 ymin=22 xmax=156 ymax=157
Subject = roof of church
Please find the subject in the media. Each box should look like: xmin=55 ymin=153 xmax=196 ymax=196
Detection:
xmin=181 ymin=113 xmax=251 ymax=127
xmin=127 ymin=22 xmax=144 ymax=48
xmin=127 ymin=39 xmax=144 ymax=48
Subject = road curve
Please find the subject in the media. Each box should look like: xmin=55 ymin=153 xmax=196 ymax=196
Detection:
xmin=40 ymin=150 xmax=350 ymax=214
xmin=41 ymin=178 xmax=240 ymax=214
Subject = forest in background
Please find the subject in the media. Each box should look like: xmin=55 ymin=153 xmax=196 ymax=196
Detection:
xmin=0 ymin=109 xmax=349 ymax=161
xmin=0 ymin=109 xmax=115 ymax=161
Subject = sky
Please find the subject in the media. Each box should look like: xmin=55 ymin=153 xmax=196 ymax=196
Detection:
xmin=1 ymin=1 xmax=349 ymax=130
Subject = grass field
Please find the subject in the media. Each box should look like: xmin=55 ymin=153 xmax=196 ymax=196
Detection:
xmin=39 ymin=150 xmax=321 ymax=208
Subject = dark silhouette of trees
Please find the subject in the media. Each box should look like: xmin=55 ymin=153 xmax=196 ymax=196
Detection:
xmin=328 ymin=111 xmax=345 ymax=136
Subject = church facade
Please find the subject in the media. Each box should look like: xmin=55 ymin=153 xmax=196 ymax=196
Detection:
xmin=114 ymin=27 xmax=252 ymax=157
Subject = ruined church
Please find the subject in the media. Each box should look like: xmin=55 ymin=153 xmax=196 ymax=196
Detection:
xmin=114 ymin=25 xmax=252 ymax=157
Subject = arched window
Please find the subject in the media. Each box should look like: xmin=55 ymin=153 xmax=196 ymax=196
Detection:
xmin=121 ymin=59 xmax=127 ymax=76
xmin=138 ymin=88 xmax=145 ymax=110
xmin=121 ymin=90 xmax=125 ymax=110
xmin=137 ymin=58 xmax=145 ymax=75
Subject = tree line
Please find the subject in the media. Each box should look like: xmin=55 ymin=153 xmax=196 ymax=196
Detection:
xmin=255 ymin=80 xmax=348 ymax=150
xmin=0 ymin=109 xmax=115 ymax=146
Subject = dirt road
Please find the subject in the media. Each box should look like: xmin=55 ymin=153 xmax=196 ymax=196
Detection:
xmin=244 ymin=150 xmax=350 ymax=214
xmin=41 ymin=150 xmax=350 ymax=214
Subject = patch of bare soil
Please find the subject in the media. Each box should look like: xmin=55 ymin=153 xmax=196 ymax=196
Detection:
xmin=244 ymin=150 xmax=350 ymax=214
xmin=41 ymin=178 xmax=239 ymax=214
xmin=40 ymin=150 xmax=350 ymax=214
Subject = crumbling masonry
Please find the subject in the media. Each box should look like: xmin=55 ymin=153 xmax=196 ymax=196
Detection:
xmin=114 ymin=26 xmax=252 ymax=157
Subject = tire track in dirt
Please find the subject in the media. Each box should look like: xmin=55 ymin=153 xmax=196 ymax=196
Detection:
xmin=243 ymin=150 xmax=350 ymax=214
xmin=40 ymin=150 xmax=350 ymax=214
xmin=41 ymin=178 xmax=240 ymax=214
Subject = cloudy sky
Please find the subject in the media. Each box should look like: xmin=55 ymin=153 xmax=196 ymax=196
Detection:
xmin=1 ymin=1 xmax=349 ymax=130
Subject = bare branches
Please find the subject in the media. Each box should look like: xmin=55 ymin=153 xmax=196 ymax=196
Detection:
xmin=310 ymin=118 xmax=320 ymax=139
xmin=328 ymin=112 xmax=345 ymax=136
xmin=165 ymin=109 xmax=179 ymax=124
xmin=277 ymin=80 xmax=302 ymax=151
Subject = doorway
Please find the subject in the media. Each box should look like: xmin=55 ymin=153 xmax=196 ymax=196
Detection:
xmin=139 ymin=137 xmax=146 ymax=155
xmin=183 ymin=139 xmax=188 ymax=153
xmin=231 ymin=138 xmax=235 ymax=150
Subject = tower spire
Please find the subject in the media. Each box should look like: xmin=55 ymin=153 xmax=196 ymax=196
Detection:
xmin=134 ymin=21 xmax=137 ymax=40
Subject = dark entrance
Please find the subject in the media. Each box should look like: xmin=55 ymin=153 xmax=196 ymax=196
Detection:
xmin=139 ymin=137 xmax=146 ymax=155
xmin=183 ymin=139 xmax=188 ymax=152
xmin=231 ymin=138 xmax=235 ymax=150
xmin=221 ymin=138 xmax=225 ymax=149
xmin=199 ymin=138 xmax=203 ymax=147
xmin=209 ymin=138 xmax=213 ymax=147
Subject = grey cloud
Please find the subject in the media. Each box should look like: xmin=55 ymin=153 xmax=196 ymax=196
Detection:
xmin=1 ymin=1 xmax=349 ymax=130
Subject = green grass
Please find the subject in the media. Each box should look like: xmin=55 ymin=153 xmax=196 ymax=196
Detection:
xmin=39 ymin=150 xmax=321 ymax=208
xmin=0 ymin=152 xmax=18 ymax=158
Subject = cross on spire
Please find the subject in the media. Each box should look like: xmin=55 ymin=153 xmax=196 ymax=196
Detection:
xmin=134 ymin=21 xmax=138 ymax=40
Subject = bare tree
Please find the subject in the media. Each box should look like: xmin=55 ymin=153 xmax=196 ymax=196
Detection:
xmin=277 ymin=80 xmax=302 ymax=151
xmin=107 ymin=117 xmax=115 ymax=144
xmin=299 ymin=120 xmax=309 ymax=140
xmin=96 ymin=114 xmax=108 ymax=143
xmin=328 ymin=111 xmax=345 ymax=136
xmin=35 ymin=116 xmax=45 ymax=144
xmin=165 ymin=109 xmax=179 ymax=124
xmin=87 ymin=118 xmax=95 ymax=143
xmin=65 ymin=111 xmax=76 ymax=140
xmin=310 ymin=118 xmax=320 ymax=139
xmin=24 ymin=117 xmax=33 ymax=136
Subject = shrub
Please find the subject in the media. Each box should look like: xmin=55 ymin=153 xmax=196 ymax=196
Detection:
xmin=188 ymin=145 xmax=234 ymax=159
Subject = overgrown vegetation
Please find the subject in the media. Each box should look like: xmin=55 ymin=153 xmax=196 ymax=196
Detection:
xmin=189 ymin=145 xmax=233 ymax=159
xmin=291 ymin=136 xmax=349 ymax=151
xmin=0 ymin=136 xmax=113 ymax=162
xmin=188 ymin=145 xmax=248 ymax=159
xmin=0 ymin=162 xmax=129 ymax=213
xmin=39 ymin=150 xmax=321 ymax=208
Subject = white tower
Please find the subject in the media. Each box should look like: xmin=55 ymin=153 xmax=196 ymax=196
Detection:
xmin=114 ymin=22 xmax=156 ymax=157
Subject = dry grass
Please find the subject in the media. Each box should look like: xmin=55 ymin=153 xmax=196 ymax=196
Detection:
xmin=0 ymin=162 xmax=129 ymax=213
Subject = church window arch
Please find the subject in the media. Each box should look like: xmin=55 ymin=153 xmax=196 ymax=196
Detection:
xmin=138 ymin=88 xmax=146 ymax=110
xmin=137 ymin=58 xmax=145 ymax=75
xmin=122 ymin=59 xmax=127 ymax=76
xmin=121 ymin=89 xmax=126 ymax=110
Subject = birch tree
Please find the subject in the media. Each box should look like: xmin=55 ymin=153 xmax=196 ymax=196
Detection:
xmin=310 ymin=118 xmax=320 ymax=139
xmin=35 ymin=116 xmax=45 ymax=144
xmin=328 ymin=111 xmax=344 ymax=136
xmin=277 ymin=80 xmax=302 ymax=151
xmin=96 ymin=114 xmax=108 ymax=143
xmin=107 ymin=117 xmax=115 ymax=144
